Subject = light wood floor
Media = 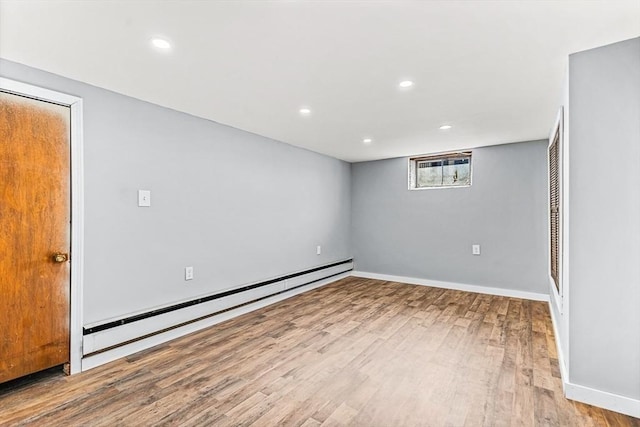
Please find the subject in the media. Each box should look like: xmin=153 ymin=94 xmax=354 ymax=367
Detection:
xmin=1 ymin=277 xmax=638 ymax=426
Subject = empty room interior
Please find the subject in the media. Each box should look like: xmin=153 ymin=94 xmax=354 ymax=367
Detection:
xmin=1 ymin=1 xmax=639 ymax=425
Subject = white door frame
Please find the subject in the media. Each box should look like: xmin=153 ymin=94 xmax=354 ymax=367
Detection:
xmin=547 ymin=106 xmax=564 ymax=314
xmin=0 ymin=77 xmax=84 ymax=374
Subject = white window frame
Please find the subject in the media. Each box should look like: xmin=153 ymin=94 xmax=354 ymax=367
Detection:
xmin=408 ymin=151 xmax=473 ymax=190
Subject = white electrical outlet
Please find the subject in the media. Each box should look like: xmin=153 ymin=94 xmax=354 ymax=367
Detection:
xmin=316 ymin=245 xmax=322 ymax=255
xmin=138 ymin=190 xmax=151 ymax=207
xmin=472 ymin=244 xmax=481 ymax=255
xmin=185 ymin=266 xmax=194 ymax=280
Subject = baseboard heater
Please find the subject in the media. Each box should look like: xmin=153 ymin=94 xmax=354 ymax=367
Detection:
xmin=82 ymin=259 xmax=353 ymax=356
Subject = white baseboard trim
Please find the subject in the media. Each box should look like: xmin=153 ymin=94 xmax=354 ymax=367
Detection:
xmin=565 ymin=382 xmax=640 ymax=419
xmin=81 ymin=271 xmax=351 ymax=372
xmin=351 ymin=271 xmax=549 ymax=302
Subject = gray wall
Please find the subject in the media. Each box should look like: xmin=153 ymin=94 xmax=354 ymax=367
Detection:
xmin=0 ymin=59 xmax=352 ymax=325
xmin=351 ymin=140 xmax=549 ymax=294
xmin=568 ymin=37 xmax=640 ymax=400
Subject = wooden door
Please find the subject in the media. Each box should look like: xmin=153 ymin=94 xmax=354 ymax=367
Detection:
xmin=0 ymin=91 xmax=71 ymax=383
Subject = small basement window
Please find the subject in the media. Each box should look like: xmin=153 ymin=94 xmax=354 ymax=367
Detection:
xmin=408 ymin=151 xmax=472 ymax=189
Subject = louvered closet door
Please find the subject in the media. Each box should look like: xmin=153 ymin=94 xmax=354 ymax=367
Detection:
xmin=549 ymin=131 xmax=560 ymax=292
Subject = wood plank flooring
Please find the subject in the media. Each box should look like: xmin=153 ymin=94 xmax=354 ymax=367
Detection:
xmin=1 ymin=277 xmax=638 ymax=426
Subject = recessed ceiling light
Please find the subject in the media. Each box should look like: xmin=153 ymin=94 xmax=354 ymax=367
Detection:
xmin=439 ymin=125 xmax=452 ymax=130
xmin=399 ymin=80 xmax=414 ymax=88
xmin=299 ymin=108 xmax=311 ymax=115
xmin=363 ymin=138 xmax=373 ymax=144
xmin=151 ymin=38 xmax=171 ymax=50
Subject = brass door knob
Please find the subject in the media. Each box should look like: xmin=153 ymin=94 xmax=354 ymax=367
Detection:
xmin=53 ymin=253 xmax=69 ymax=263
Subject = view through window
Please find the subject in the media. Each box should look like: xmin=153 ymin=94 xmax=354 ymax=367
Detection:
xmin=409 ymin=152 xmax=472 ymax=189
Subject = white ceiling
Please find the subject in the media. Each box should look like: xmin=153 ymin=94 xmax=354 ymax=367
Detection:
xmin=1 ymin=1 xmax=638 ymax=162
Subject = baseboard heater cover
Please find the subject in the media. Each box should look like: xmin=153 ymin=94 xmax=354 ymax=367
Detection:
xmin=83 ymin=259 xmax=353 ymax=355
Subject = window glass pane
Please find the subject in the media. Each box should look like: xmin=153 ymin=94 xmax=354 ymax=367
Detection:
xmin=442 ymin=160 xmax=470 ymax=186
xmin=417 ymin=161 xmax=442 ymax=187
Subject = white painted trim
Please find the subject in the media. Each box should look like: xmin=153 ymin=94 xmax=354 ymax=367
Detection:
xmin=547 ymin=298 xmax=568 ymax=390
xmin=0 ymin=77 xmax=81 ymax=106
xmin=0 ymin=78 xmax=84 ymax=375
xmin=69 ymin=99 xmax=85 ymax=374
xmin=82 ymin=271 xmax=351 ymax=371
xmin=560 ymin=71 xmax=571 ymax=379
xmin=351 ymin=271 xmax=549 ymax=302
xmin=564 ymin=382 xmax=640 ymax=419
xmin=547 ymin=106 xmax=564 ymax=314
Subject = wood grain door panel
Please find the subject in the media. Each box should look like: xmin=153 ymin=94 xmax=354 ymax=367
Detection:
xmin=0 ymin=91 xmax=71 ymax=383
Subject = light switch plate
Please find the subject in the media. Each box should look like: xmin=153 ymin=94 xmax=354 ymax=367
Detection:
xmin=185 ymin=266 xmax=194 ymax=281
xmin=138 ymin=190 xmax=151 ymax=207
xmin=472 ymin=244 xmax=481 ymax=255
xmin=316 ymin=245 xmax=322 ymax=255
